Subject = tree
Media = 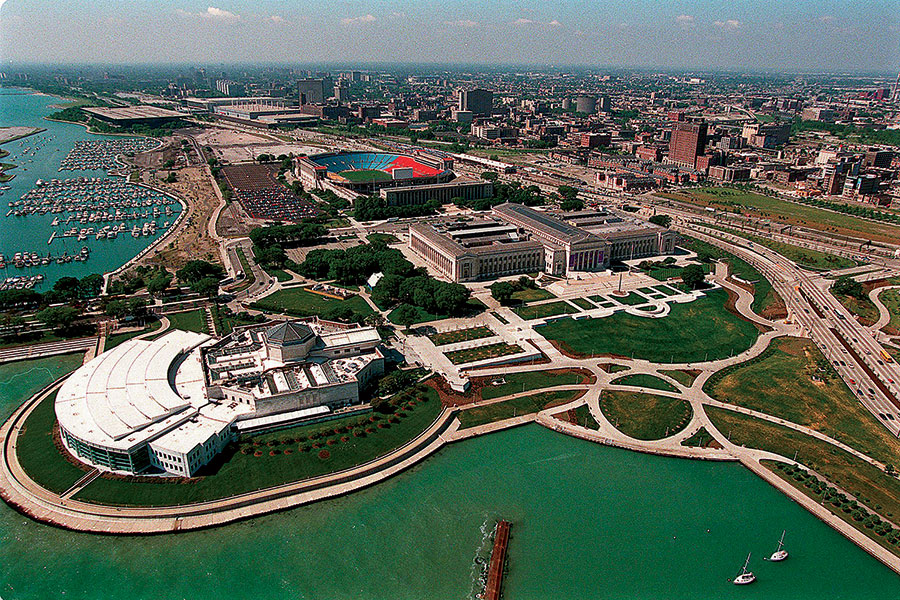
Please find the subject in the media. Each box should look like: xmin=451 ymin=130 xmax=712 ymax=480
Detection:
xmin=649 ymin=214 xmax=673 ymax=228
xmin=191 ymin=277 xmax=221 ymax=298
xmin=146 ymin=270 xmax=173 ymax=297
xmin=560 ymin=197 xmax=584 ymax=211
xmin=393 ymin=304 xmax=419 ymax=331
xmin=832 ymin=276 xmax=864 ymax=299
xmin=490 ymin=281 xmax=516 ymax=305
xmin=165 ymin=172 xmax=177 ymax=183
xmin=176 ymin=260 xmax=224 ymax=284
xmin=481 ymin=171 xmax=499 ymax=181
xmin=36 ymin=306 xmax=80 ymax=334
xmin=681 ymin=264 xmax=706 ymax=290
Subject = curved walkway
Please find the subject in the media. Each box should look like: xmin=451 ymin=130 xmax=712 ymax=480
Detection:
xmin=0 ymin=378 xmax=458 ymax=534
xmin=869 ymin=285 xmax=900 ymax=334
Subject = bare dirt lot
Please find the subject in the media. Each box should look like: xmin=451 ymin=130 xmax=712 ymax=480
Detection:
xmin=191 ymin=128 xmax=323 ymax=164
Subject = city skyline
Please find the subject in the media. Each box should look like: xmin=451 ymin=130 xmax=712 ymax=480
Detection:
xmin=1 ymin=0 xmax=898 ymax=71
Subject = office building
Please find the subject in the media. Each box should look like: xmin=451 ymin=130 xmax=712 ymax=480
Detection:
xmin=298 ymin=78 xmax=333 ymax=104
xmin=457 ymin=88 xmax=493 ymax=116
xmin=668 ymin=122 xmax=708 ymax=169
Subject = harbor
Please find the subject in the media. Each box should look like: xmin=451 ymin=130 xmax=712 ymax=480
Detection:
xmin=0 ymin=89 xmax=182 ymax=289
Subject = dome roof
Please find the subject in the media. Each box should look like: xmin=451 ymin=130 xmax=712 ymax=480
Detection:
xmin=266 ymin=321 xmax=314 ymax=346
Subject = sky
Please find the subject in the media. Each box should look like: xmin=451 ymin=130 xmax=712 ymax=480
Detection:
xmin=0 ymin=0 xmax=898 ymax=72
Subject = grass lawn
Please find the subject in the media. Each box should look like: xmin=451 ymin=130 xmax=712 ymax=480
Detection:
xmin=339 ymin=169 xmax=392 ymax=183
xmin=680 ymin=235 xmax=782 ymax=316
xmin=880 ymin=289 xmax=900 ymax=333
xmin=660 ymin=369 xmax=699 ymax=387
xmin=570 ymin=297 xmax=594 ymax=310
xmin=105 ymin=319 xmax=162 ymax=350
xmin=600 ymin=363 xmax=630 ymax=374
xmin=481 ymin=369 xmax=588 ymax=400
xmin=72 ymin=389 xmax=442 ymax=506
xmin=444 ymin=342 xmax=523 ymax=365
xmin=366 ymin=232 xmax=400 ymax=244
xmin=17 ymin=391 xmax=90 ymax=494
xmin=166 ymin=309 xmax=209 ymax=334
xmin=704 ymin=336 xmax=900 ymax=466
xmin=537 ymin=288 xmax=758 ymax=363
xmin=491 ymin=311 xmax=509 ymax=325
xmin=571 ymin=404 xmax=601 ymax=430
xmin=612 ymin=292 xmax=647 ymax=306
xmin=387 ymin=298 xmax=486 ymax=325
xmin=610 ymin=373 xmax=679 ymax=393
xmin=709 ymin=225 xmax=858 ymax=271
xmin=514 ymin=300 xmax=580 ymax=320
xmin=832 ymin=290 xmax=880 ymax=326
xmin=232 ymin=248 xmax=256 ymax=293
xmin=510 ymin=287 xmax=556 ymax=304
xmin=428 ymin=326 xmax=494 ymax=346
xmin=680 ymin=426 xmax=719 ymax=448
xmin=600 ymin=390 xmax=692 ymax=440
xmin=252 ymin=287 xmax=374 ymax=319
xmin=457 ymin=390 xmax=581 ymax=429
xmin=659 ymin=187 xmax=900 ymax=245
xmin=706 ymin=406 xmax=900 ymax=533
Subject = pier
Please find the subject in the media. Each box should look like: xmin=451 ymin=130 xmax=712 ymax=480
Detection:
xmin=482 ymin=520 xmax=511 ymax=600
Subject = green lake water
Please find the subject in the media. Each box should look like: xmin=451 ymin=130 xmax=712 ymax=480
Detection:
xmin=0 ymin=356 xmax=897 ymax=599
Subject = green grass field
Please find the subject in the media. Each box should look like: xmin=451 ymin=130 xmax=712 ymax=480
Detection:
xmin=537 ymin=288 xmax=758 ymax=363
xmin=252 ymin=287 xmax=374 ymax=319
xmin=480 ymin=369 xmax=588 ymax=400
xmin=612 ymin=292 xmax=648 ymax=306
xmin=680 ymin=427 xmax=718 ymax=448
xmin=428 ymin=326 xmax=494 ymax=346
xmin=570 ymin=297 xmax=594 ymax=310
xmin=105 ymin=319 xmax=162 ymax=350
xmin=166 ymin=309 xmax=209 ymax=334
xmin=68 ymin=389 xmax=442 ymax=506
xmin=880 ymin=289 xmax=900 ymax=333
xmin=444 ymin=342 xmax=523 ymax=365
xmin=339 ymin=169 xmax=393 ymax=183
xmin=600 ymin=390 xmax=692 ymax=440
xmin=705 ymin=336 xmax=900 ymax=466
xmin=660 ymin=187 xmax=900 ymax=245
xmin=514 ymin=300 xmax=580 ymax=320
xmin=510 ymin=287 xmax=556 ymax=304
xmin=457 ymin=390 xmax=581 ymax=429
xmin=366 ymin=232 xmax=400 ymax=244
xmin=660 ymin=369 xmax=698 ymax=387
xmin=610 ymin=373 xmax=679 ymax=393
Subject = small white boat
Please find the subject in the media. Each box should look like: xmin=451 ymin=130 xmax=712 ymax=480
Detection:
xmin=769 ymin=530 xmax=788 ymax=562
xmin=732 ymin=553 xmax=756 ymax=585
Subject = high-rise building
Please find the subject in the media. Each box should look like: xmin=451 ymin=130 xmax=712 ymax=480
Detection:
xmin=298 ymin=78 xmax=333 ymax=104
xmin=575 ymin=95 xmax=597 ymax=114
xmin=598 ymin=96 xmax=611 ymax=112
xmin=668 ymin=122 xmax=708 ymax=169
xmin=457 ymin=88 xmax=493 ymax=116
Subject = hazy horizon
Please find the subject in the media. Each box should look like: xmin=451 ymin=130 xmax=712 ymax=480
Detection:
xmin=1 ymin=0 xmax=898 ymax=72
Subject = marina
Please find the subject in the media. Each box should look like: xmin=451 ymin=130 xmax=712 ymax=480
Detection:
xmin=0 ymin=89 xmax=182 ymax=289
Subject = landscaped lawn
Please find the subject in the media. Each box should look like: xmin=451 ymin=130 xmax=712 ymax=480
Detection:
xmin=514 ymin=300 xmax=580 ymax=320
xmin=386 ymin=298 xmax=486 ymax=325
xmin=444 ymin=342 xmax=523 ymax=365
xmin=706 ymin=406 xmax=900 ymax=548
xmin=660 ymin=369 xmax=699 ymax=387
xmin=659 ymin=187 xmax=900 ymax=245
xmin=610 ymin=373 xmax=679 ymax=393
xmin=570 ymin=297 xmax=594 ymax=310
xmin=166 ymin=309 xmax=209 ymax=334
xmin=880 ymin=288 xmax=900 ymax=334
xmin=457 ymin=390 xmax=581 ymax=429
xmin=428 ymin=326 xmax=494 ymax=346
xmin=536 ymin=288 xmax=758 ymax=363
xmin=105 ymin=319 xmax=162 ymax=350
xmin=510 ymin=287 xmax=556 ymax=304
xmin=600 ymin=390 xmax=692 ymax=440
xmin=832 ymin=289 xmax=880 ymax=326
xmin=612 ymin=292 xmax=647 ymax=306
xmin=570 ymin=404 xmax=601 ymax=430
xmin=705 ymin=336 xmax=900 ymax=466
xmin=681 ymin=235 xmax=782 ymax=316
xmin=680 ymin=426 xmax=719 ymax=448
xmin=17 ymin=391 xmax=91 ymax=494
xmin=252 ymin=287 xmax=374 ymax=319
xmin=366 ymin=232 xmax=400 ymax=244
xmin=69 ymin=388 xmax=443 ymax=506
xmin=480 ymin=369 xmax=588 ymax=400
xmin=232 ymin=248 xmax=256 ymax=293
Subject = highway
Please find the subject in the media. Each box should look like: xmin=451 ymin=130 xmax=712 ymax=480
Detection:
xmin=681 ymin=224 xmax=900 ymax=437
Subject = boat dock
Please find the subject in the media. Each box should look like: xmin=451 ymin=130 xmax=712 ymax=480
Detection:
xmin=482 ymin=520 xmax=511 ymax=600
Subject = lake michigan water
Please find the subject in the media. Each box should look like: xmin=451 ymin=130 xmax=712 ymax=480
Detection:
xmin=0 ymin=356 xmax=897 ymax=599
xmin=0 ymin=88 xmax=181 ymax=289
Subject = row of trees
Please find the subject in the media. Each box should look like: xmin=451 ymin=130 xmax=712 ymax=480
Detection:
xmin=248 ymin=222 xmax=328 ymax=249
xmin=0 ymin=273 xmax=103 ymax=311
xmin=453 ymin=180 xmax=546 ymax=211
xmin=489 ymin=276 xmax=538 ymax=305
xmin=352 ymin=195 xmax=440 ymax=222
xmin=372 ymin=274 xmax=471 ymax=317
xmin=298 ymin=241 xmax=415 ymax=285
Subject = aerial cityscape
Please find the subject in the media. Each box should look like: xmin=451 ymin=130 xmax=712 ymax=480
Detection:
xmin=1 ymin=0 xmax=900 ymax=598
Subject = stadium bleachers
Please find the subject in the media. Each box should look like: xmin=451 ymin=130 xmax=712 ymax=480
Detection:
xmin=311 ymin=152 xmax=442 ymax=177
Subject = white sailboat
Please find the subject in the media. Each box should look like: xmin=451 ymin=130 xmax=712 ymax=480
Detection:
xmin=732 ymin=553 xmax=756 ymax=585
xmin=769 ymin=530 xmax=788 ymax=562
